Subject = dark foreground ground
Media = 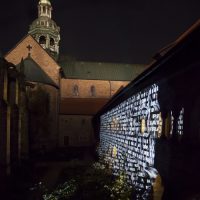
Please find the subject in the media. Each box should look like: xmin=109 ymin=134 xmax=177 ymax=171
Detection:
xmin=2 ymin=146 xmax=199 ymax=200
xmin=1 ymin=147 xmax=96 ymax=200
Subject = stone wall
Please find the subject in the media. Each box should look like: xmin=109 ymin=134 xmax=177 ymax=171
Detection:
xmin=98 ymin=84 xmax=161 ymax=199
xmin=59 ymin=115 xmax=94 ymax=147
xmin=27 ymin=83 xmax=59 ymax=152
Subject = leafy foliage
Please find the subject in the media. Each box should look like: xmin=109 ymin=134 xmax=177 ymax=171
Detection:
xmin=43 ymin=180 xmax=77 ymax=200
xmin=42 ymin=161 xmax=132 ymax=200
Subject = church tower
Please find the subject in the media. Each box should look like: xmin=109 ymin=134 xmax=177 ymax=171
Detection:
xmin=29 ymin=0 xmax=60 ymax=60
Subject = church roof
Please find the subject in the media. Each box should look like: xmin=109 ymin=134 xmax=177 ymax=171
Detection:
xmin=59 ymin=60 xmax=147 ymax=81
xmin=17 ymin=55 xmax=58 ymax=88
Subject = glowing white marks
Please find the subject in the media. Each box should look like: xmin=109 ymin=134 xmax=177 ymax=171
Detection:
xmin=177 ymin=108 xmax=184 ymax=135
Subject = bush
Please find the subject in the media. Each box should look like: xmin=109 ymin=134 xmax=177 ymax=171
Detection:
xmin=42 ymin=180 xmax=77 ymax=200
xmin=42 ymin=162 xmax=132 ymax=200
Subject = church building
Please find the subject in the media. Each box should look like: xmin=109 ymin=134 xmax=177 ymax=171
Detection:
xmin=5 ymin=0 xmax=146 ymax=152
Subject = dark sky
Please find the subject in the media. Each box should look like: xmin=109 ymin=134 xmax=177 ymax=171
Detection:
xmin=0 ymin=0 xmax=199 ymax=63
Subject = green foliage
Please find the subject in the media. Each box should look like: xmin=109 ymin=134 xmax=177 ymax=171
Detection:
xmin=42 ymin=180 xmax=77 ymax=200
xmin=42 ymin=162 xmax=132 ymax=200
xmin=105 ymin=172 xmax=132 ymax=200
xmin=75 ymin=162 xmax=113 ymax=199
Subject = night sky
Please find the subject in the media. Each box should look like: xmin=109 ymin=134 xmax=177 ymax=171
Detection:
xmin=0 ymin=0 xmax=199 ymax=63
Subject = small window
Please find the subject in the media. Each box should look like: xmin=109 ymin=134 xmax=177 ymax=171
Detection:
xmin=39 ymin=36 xmax=46 ymax=44
xmin=50 ymin=38 xmax=55 ymax=46
xmin=90 ymin=85 xmax=96 ymax=96
xmin=72 ymin=85 xmax=79 ymax=96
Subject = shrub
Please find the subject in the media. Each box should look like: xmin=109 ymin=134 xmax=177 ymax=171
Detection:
xmin=42 ymin=180 xmax=77 ymax=200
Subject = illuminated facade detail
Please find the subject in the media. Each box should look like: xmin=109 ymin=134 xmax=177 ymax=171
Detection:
xmin=29 ymin=0 xmax=60 ymax=60
xmin=141 ymin=118 xmax=146 ymax=134
xmin=111 ymin=117 xmax=119 ymax=130
xmin=98 ymin=84 xmax=160 ymax=199
xmin=157 ymin=113 xmax=163 ymax=138
xmin=177 ymin=108 xmax=184 ymax=136
xmin=112 ymin=146 xmax=117 ymax=158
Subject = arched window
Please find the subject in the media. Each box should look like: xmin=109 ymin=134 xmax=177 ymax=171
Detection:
xmin=39 ymin=36 xmax=46 ymax=44
xmin=50 ymin=38 xmax=55 ymax=46
xmin=90 ymin=85 xmax=96 ymax=96
xmin=72 ymin=85 xmax=79 ymax=96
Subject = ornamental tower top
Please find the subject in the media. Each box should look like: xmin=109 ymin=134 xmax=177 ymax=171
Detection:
xmin=38 ymin=0 xmax=52 ymax=18
xmin=28 ymin=0 xmax=60 ymax=60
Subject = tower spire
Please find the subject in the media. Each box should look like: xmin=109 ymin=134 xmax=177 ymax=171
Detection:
xmin=38 ymin=0 xmax=52 ymax=18
xmin=29 ymin=0 xmax=60 ymax=61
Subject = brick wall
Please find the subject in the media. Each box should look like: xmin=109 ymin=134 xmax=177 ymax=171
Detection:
xmin=110 ymin=81 xmax=129 ymax=96
xmin=60 ymin=79 xmax=129 ymax=98
xmin=98 ymin=84 xmax=160 ymax=199
xmin=5 ymin=35 xmax=60 ymax=85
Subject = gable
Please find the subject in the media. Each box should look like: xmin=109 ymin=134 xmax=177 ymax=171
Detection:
xmin=5 ymin=34 xmax=60 ymax=86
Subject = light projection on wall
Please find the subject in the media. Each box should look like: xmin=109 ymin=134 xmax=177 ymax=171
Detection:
xmin=157 ymin=113 xmax=163 ymax=138
xmin=112 ymin=146 xmax=117 ymax=158
xmin=170 ymin=111 xmax=174 ymax=136
xmin=141 ymin=118 xmax=146 ymax=134
xmin=98 ymin=84 xmax=161 ymax=199
xmin=177 ymin=108 xmax=184 ymax=136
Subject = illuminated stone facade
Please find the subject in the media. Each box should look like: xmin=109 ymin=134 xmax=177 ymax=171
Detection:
xmin=98 ymin=84 xmax=160 ymax=199
xmin=96 ymin=20 xmax=200 ymax=199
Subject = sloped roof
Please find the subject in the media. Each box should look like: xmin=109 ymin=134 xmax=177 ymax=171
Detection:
xmin=59 ymin=60 xmax=147 ymax=81
xmin=18 ymin=55 xmax=58 ymax=88
xmin=5 ymin=34 xmax=60 ymax=86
